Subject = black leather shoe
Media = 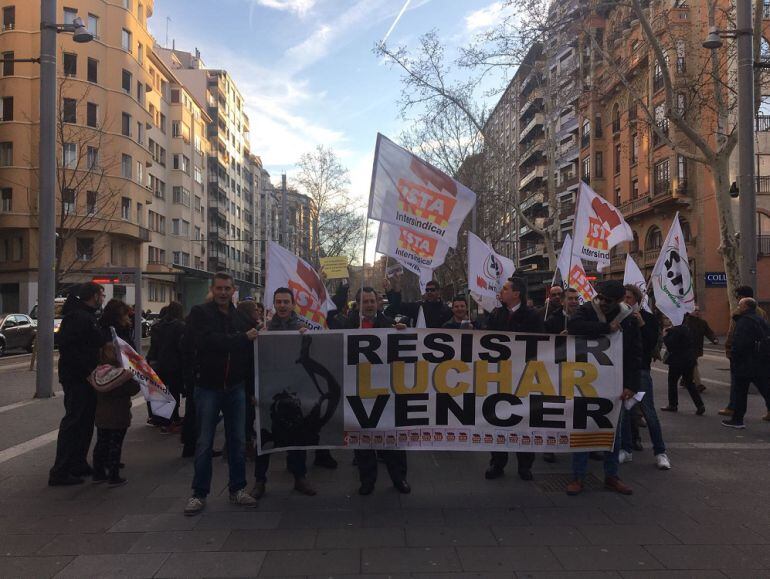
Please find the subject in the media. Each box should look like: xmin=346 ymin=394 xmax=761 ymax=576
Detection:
xmin=359 ymin=481 xmax=375 ymax=496
xmin=518 ymin=469 xmax=533 ymax=481
xmin=48 ymin=474 xmax=84 ymax=487
xmin=393 ymin=479 xmax=411 ymax=494
xmin=485 ymin=466 xmax=504 ymax=480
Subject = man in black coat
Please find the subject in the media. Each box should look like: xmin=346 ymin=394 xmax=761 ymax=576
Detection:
xmin=722 ymin=297 xmax=770 ymax=429
xmin=483 ymin=276 xmax=544 ymax=482
xmin=184 ymin=273 xmax=258 ymax=516
xmin=565 ymin=280 xmax=639 ymax=496
xmin=348 ymin=287 xmax=411 ymax=496
xmin=49 ymin=282 xmax=105 ymax=486
xmin=385 ymin=276 xmax=452 ymax=329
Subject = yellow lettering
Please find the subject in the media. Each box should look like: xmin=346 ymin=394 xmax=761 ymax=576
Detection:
xmin=391 ymin=361 xmax=429 ymax=394
xmin=515 ymin=360 xmax=557 ymax=397
xmin=433 ymin=360 xmax=470 ymax=395
xmin=473 ymin=360 xmax=512 ymax=396
xmin=357 ymin=363 xmax=389 ymax=398
xmin=559 ymin=362 xmax=599 ymax=399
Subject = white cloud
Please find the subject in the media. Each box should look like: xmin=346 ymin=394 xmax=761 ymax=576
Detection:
xmin=251 ymin=0 xmax=316 ymax=17
xmin=465 ymin=1 xmax=509 ymax=31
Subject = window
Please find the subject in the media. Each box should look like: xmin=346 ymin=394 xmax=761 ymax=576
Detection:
xmin=121 ymin=197 xmax=131 ymax=220
xmin=159 ymin=112 xmax=166 ymax=133
xmin=632 ymin=178 xmax=639 ymax=200
xmin=1 ymin=188 xmax=11 ymax=212
xmin=136 ymin=121 xmax=144 ymax=145
xmin=0 ymin=96 xmax=13 ymax=121
xmin=172 ymin=219 xmax=180 ymax=236
xmin=87 ymin=57 xmax=98 ymax=83
xmin=677 ymin=154 xmax=688 ymax=191
xmin=653 ymin=103 xmax=668 ymax=147
xmin=645 ymin=226 xmax=662 ymax=251
xmin=121 ymin=28 xmax=132 ymax=53
xmin=2 ymin=51 xmax=13 ymax=76
xmin=136 ymin=161 xmax=143 ymax=185
xmin=2 ymin=6 xmax=15 ymax=31
xmin=76 ymin=238 xmax=94 ymax=261
xmin=137 ymin=43 xmax=144 ymax=65
xmin=122 ymin=69 xmax=132 ymax=93
xmin=63 ymin=7 xmax=77 ymax=25
xmin=631 ymin=133 xmax=639 ymax=164
xmin=614 ymin=187 xmax=621 ymax=207
xmin=63 ymin=53 xmax=77 ymax=77
xmin=676 ymin=40 xmax=686 ymax=73
xmin=194 ymin=166 xmax=203 ymax=184
xmin=62 ymin=188 xmax=76 ymax=214
xmin=654 ymin=158 xmax=670 ymax=195
xmin=653 ymin=60 xmax=664 ymax=92
xmin=173 ymin=186 xmax=190 ymax=207
xmin=173 ymin=250 xmax=181 ymax=264
xmin=171 ymin=89 xmax=180 ymax=103
xmin=136 ymin=202 xmax=143 ymax=225
xmin=121 ymin=154 xmax=132 ymax=179
xmin=581 ymin=156 xmax=590 ymax=183
xmin=594 ymin=151 xmax=603 ymax=179
xmin=137 ymin=81 xmax=144 ymax=105
xmin=581 ymin=119 xmax=591 ymax=148
xmin=612 ymin=104 xmax=620 ymax=134
xmin=2 ymin=141 xmax=16 ymax=165
xmin=138 ymin=3 xmax=144 ymax=24
xmin=614 ymin=143 xmax=621 ymax=174
xmin=680 ymin=219 xmax=692 ymax=243
xmin=87 ymin=146 xmax=99 ymax=169
xmin=86 ymin=102 xmax=97 ymax=127
xmin=87 ymin=13 xmax=98 ymax=38
xmin=676 ymin=93 xmax=686 ymax=116
xmin=63 ymin=143 xmax=77 ymax=168
xmin=121 ymin=112 xmax=131 ymax=136
xmin=122 ymin=0 xmax=132 ymax=10
xmin=62 ymin=98 xmax=77 ymax=123
xmin=194 ymin=226 xmax=201 ymax=240
xmin=86 ymin=190 xmax=97 ymax=215
xmin=181 ymin=220 xmax=190 ymax=236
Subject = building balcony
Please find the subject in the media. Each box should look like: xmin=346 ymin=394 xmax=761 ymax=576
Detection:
xmin=620 ymin=183 xmax=691 ymax=220
xmin=760 ymin=235 xmax=770 ymax=256
xmin=559 ymin=201 xmax=575 ymax=221
xmin=643 ymin=248 xmax=660 ymax=266
xmin=518 ymin=139 xmax=544 ymax=166
xmin=520 ymin=191 xmax=545 ymax=212
xmin=519 ymin=165 xmax=546 ymax=190
xmin=557 ymin=116 xmax=579 ymax=138
xmin=519 ymin=113 xmax=545 ymax=143
xmin=519 ymin=242 xmax=544 ymax=260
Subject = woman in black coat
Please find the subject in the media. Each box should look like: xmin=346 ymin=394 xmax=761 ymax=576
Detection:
xmin=147 ymin=301 xmax=186 ymax=429
xmin=661 ymin=322 xmax=705 ymax=414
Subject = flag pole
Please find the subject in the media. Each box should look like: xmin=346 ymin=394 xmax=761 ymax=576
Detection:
xmin=360 ymin=136 xmax=382 ymax=328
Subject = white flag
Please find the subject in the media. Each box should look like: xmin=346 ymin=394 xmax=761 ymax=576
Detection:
xmin=651 ymin=213 xmax=695 ymax=326
xmin=467 ymin=232 xmax=515 ymax=312
xmin=416 ymin=306 xmax=427 ymax=328
xmin=555 ymin=234 xmax=596 ymax=305
xmin=573 ymin=182 xmax=634 ymax=271
xmin=265 ymin=241 xmax=336 ymax=329
xmin=418 ymin=268 xmax=433 ymax=295
xmin=623 ymin=254 xmax=652 ymax=313
xmin=111 ymin=328 xmax=176 ymax=420
xmin=376 ymin=221 xmax=450 ymax=276
xmin=368 ymin=134 xmax=476 ymax=247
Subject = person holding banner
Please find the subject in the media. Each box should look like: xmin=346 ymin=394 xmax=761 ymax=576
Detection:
xmin=385 ymin=276 xmax=452 ymax=329
xmin=49 ymin=283 xmax=106 ymax=487
xmin=566 ymin=280 xmax=639 ymax=496
xmin=184 ymin=273 xmax=258 ymax=517
xmin=545 ymin=288 xmax=579 ymax=334
xmin=346 ymin=287 xmax=411 ymax=496
xmin=483 ymin=277 xmax=543 ymax=482
xmin=441 ymin=296 xmax=477 ymax=329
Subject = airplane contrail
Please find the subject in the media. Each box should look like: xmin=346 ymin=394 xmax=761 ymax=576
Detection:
xmin=381 ymin=0 xmax=412 ymax=45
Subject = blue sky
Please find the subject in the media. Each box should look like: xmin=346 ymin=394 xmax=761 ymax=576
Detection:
xmin=148 ymin=0 xmax=508 ymax=204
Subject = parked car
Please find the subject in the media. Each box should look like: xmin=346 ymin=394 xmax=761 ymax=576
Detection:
xmin=29 ymin=297 xmax=66 ymax=345
xmin=0 ymin=314 xmax=37 ymax=356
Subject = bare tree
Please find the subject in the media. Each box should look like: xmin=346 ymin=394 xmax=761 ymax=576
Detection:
xmin=294 ymin=145 xmax=364 ymax=265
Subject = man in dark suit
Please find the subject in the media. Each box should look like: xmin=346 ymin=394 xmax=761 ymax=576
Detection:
xmin=483 ymin=276 xmax=544 ymax=482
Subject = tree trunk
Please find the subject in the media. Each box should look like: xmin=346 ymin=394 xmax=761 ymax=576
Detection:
xmin=711 ymin=154 xmax=740 ymax=312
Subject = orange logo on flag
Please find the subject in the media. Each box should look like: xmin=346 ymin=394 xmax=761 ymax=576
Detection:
xmin=396 ymin=179 xmax=456 ymax=228
xmin=397 ymin=227 xmax=438 ymax=258
xmin=584 ymin=216 xmax=610 ymax=251
xmin=287 ymin=280 xmax=326 ymax=326
xmin=569 ymin=264 xmax=594 ymax=302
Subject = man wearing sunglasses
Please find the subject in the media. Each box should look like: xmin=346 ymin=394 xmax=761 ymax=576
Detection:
xmin=566 ymin=279 xmax=641 ymax=496
xmin=385 ymin=275 xmax=452 ymax=329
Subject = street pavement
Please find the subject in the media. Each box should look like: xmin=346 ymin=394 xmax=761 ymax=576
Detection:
xmin=1 ymin=344 xmax=769 ymax=578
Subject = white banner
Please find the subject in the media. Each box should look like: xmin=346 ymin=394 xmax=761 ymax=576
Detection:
xmin=112 ymin=329 xmax=176 ymax=419
xmin=368 ymin=134 xmax=476 ymax=247
xmin=651 ymin=212 xmax=695 ymax=326
xmin=573 ymin=182 xmax=634 ymax=271
xmin=265 ymin=241 xmax=336 ymax=329
xmin=376 ymin=221 xmax=450 ymax=275
xmin=623 ymin=254 xmax=652 ymax=313
xmin=555 ymin=234 xmax=596 ymax=304
xmin=467 ymin=232 xmax=515 ymax=312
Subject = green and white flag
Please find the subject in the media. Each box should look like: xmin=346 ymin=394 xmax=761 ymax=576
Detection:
xmin=651 ymin=213 xmax=695 ymax=326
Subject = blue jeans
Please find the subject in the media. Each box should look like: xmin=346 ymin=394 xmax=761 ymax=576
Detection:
xmin=254 ymin=449 xmax=307 ymax=483
xmin=572 ymin=408 xmax=623 ymax=480
xmin=621 ymin=370 xmax=666 ymax=455
xmin=192 ymin=384 xmax=247 ymax=498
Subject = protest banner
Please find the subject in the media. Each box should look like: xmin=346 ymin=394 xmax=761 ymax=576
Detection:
xmin=467 ymin=232 xmax=515 ymax=312
xmin=376 ymin=221 xmax=450 ymax=275
xmin=265 ymin=241 xmax=336 ymax=329
xmin=573 ymin=182 xmax=634 ymax=271
xmin=319 ymin=256 xmax=350 ymax=280
xmin=555 ymin=234 xmax=596 ymax=304
xmin=111 ymin=328 xmax=176 ymax=419
xmin=368 ymin=134 xmax=476 ymax=248
xmin=255 ymin=328 xmax=623 ymax=454
xmin=623 ymin=254 xmax=652 ymax=313
xmin=651 ymin=212 xmax=695 ymax=326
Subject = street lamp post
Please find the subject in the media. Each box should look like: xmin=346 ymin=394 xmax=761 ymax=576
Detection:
xmin=36 ymin=1 xmax=92 ymax=398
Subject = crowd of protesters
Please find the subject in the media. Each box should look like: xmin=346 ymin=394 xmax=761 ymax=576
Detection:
xmin=47 ymin=271 xmax=770 ymax=516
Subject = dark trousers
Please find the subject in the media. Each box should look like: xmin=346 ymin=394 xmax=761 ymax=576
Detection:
xmin=667 ymin=364 xmax=704 ymax=409
xmin=355 ymin=449 xmax=407 ymax=485
xmin=182 ymin=390 xmax=197 ymax=451
xmin=49 ymin=381 xmax=97 ymax=479
xmin=254 ymin=449 xmax=307 ymax=482
xmin=733 ymin=374 xmax=770 ymax=423
xmin=728 ymin=366 xmax=770 ymax=412
xmin=93 ymin=428 xmax=127 ymax=474
xmin=489 ymin=452 xmax=535 ymax=473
